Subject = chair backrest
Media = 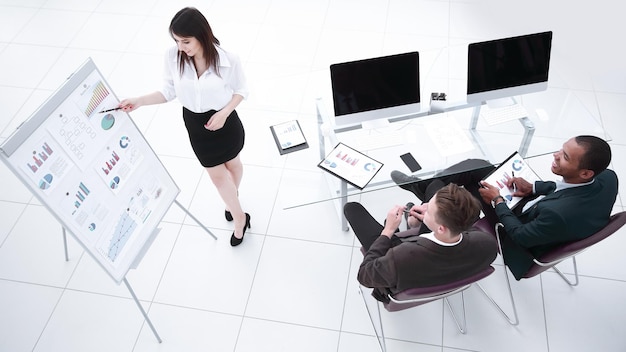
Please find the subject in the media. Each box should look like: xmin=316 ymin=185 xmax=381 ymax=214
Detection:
xmin=384 ymin=265 xmax=495 ymax=312
xmin=473 ymin=217 xmax=496 ymax=236
xmin=523 ymin=211 xmax=626 ymax=278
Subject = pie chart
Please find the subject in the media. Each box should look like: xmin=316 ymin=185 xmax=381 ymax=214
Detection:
xmin=38 ymin=174 xmax=53 ymax=190
xmin=110 ymin=176 xmax=120 ymax=189
xmin=101 ymin=114 xmax=115 ymax=130
xmin=119 ymin=136 xmax=130 ymax=148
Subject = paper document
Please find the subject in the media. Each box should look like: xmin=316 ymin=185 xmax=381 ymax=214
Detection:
xmin=482 ymin=151 xmax=541 ymax=209
xmin=423 ymin=118 xmax=474 ymax=157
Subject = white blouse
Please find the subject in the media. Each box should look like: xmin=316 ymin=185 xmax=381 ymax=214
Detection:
xmin=159 ymin=45 xmax=249 ymax=113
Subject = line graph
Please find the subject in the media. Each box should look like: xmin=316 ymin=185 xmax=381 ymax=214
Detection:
xmin=107 ymin=211 xmax=137 ymax=262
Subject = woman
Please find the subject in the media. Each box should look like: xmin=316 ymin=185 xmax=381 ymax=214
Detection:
xmin=119 ymin=7 xmax=250 ymax=246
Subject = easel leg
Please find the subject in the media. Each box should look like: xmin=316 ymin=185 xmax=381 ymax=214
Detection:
xmin=174 ymin=200 xmax=217 ymax=240
xmin=123 ymin=278 xmax=162 ymax=343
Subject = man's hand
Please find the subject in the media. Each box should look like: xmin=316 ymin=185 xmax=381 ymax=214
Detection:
xmin=406 ymin=203 xmax=426 ymax=229
xmin=408 ymin=203 xmax=426 ymax=221
xmin=478 ymin=181 xmax=502 ymax=204
xmin=381 ymin=205 xmax=405 ymax=238
xmin=505 ymin=176 xmax=533 ymax=197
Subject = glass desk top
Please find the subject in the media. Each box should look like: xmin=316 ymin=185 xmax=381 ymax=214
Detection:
xmin=285 ymin=46 xmax=610 ymax=230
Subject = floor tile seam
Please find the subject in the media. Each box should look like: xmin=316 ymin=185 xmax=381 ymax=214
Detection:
xmin=239 ymin=314 xmax=344 ymax=335
xmin=138 ymin=221 xmax=187 ymax=306
xmin=594 ymin=89 xmax=626 ymax=97
xmin=0 ymin=200 xmax=30 ymax=248
xmin=143 ymin=300 xmax=247 ymax=320
xmin=538 ymin=274 xmax=551 ymax=351
xmin=0 ymin=198 xmax=33 ymax=206
xmin=233 ymin=229 xmax=268 ymax=350
xmin=53 ymin=285 xmax=137 ymax=301
xmin=542 ymin=271 xmax=626 ymax=284
xmin=0 ymin=276 xmax=70 ymax=291
xmin=230 ymin=0 xmax=271 ymax=68
xmin=336 ymin=240 xmax=358 ymax=338
xmin=262 ymin=232 xmax=356 ymax=249
xmin=175 ymin=219 xmax=264 ymax=237
xmin=7 ymin=1 xmax=102 ymax=53
xmin=32 ymin=282 xmax=68 ymax=352
xmin=341 ymin=329 xmax=480 ymax=351
xmin=0 ymin=3 xmax=45 ymax=10
xmin=0 ymin=3 xmax=41 ymax=46
xmin=0 ymin=85 xmax=53 ymax=137
xmin=234 ymin=164 xmax=290 ymax=345
xmin=0 ymin=83 xmax=52 ymax=92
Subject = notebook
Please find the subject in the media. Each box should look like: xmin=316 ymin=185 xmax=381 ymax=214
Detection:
xmin=482 ymin=151 xmax=541 ymax=209
xmin=318 ymin=142 xmax=383 ymax=189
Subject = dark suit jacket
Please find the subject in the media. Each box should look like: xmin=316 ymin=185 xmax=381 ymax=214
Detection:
xmin=357 ymin=229 xmax=497 ymax=302
xmin=495 ymin=169 xmax=618 ymax=280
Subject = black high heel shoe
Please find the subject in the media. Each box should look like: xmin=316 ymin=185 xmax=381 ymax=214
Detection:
xmin=230 ymin=213 xmax=251 ymax=247
xmin=225 ymin=210 xmax=233 ymax=221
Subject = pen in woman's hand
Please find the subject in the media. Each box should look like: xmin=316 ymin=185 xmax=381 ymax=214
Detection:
xmin=98 ymin=107 xmax=122 ymax=113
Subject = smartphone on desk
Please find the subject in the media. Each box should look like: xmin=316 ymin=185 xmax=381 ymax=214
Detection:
xmin=400 ymin=152 xmax=422 ymax=173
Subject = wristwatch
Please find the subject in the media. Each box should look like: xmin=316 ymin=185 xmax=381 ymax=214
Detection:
xmin=491 ymin=195 xmax=505 ymax=208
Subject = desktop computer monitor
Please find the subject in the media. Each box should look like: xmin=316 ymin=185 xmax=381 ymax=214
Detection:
xmin=466 ymin=31 xmax=553 ymax=104
xmin=330 ymin=51 xmax=421 ymax=126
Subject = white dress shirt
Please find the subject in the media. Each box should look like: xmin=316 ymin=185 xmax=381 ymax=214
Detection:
xmin=420 ymin=232 xmax=463 ymax=246
xmin=159 ymin=45 xmax=249 ymax=113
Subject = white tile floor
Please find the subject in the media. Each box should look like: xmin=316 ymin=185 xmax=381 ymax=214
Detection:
xmin=1 ymin=0 xmax=626 ymax=351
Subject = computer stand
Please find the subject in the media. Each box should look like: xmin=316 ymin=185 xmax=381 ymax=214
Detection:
xmin=468 ymin=100 xmax=535 ymax=158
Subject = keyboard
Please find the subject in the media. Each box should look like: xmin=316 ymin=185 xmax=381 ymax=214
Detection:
xmin=480 ymin=103 xmax=529 ymax=126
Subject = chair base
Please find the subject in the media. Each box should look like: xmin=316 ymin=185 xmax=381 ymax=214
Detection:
xmin=358 ymin=285 xmax=387 ymax=352
xmin=358 ymin=282 xmax=515 ymax=352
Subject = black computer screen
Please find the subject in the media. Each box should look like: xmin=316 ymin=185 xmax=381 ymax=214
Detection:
xmin=330 ymin=52 xmax=420 ymax=116
xmin=467 ymin=31 xmax=552 ymax=95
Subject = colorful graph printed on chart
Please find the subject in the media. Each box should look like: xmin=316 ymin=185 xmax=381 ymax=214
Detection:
xmin=482 ymin=151 xmax=541 ymax=209
xmin=19 ymin=137 xmax=73 ymax=193
xmin=318 ymin=143 xmax=383 ymax=189
xmin=72 ymin=181 xmax=91 ymax=211
xmin=96 ymin=140 xmax=144 ymax=194
xmin=83 ymin=81 xmax=110 ymax=117
xmin=105 ymin=211 xmax=138 ymax=262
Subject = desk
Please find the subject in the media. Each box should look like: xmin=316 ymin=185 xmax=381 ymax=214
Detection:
xmin=306 ymin=87 xmax=609 ymax=231
xmin=292 ymin=46 xmax=610 ymax=230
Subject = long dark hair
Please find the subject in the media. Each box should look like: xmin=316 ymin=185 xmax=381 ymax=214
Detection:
xmin=169 ymin=7 xmax=220 ymax=76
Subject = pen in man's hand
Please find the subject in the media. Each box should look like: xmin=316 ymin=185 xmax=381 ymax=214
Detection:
xmin=98 ymin=107 xmax=122 ymax=113
xmin=512 ymin=171 xmax=517 ymax=193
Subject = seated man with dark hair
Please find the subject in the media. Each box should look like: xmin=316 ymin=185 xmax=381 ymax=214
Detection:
xmin=345 ymin=183 xmax=497 ymax=303
xmin=478 ymin=135 xmax=618 ymax=279
xmin=391 ymin=135 xmax=618 ymax=280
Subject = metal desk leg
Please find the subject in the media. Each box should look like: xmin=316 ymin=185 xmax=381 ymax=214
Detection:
xmin=340 ymin=180 xmax=348 ymax=231
xmin=469 ymin=105 xmax=481 ymax=130
xmin=518 ymin=117 xmax=535 ymax=158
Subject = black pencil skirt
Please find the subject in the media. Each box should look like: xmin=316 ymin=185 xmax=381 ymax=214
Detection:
xmin=182 ymin=107 xmax=245 ymax=167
